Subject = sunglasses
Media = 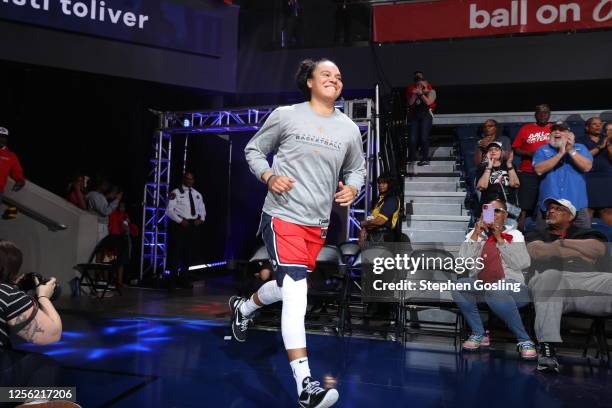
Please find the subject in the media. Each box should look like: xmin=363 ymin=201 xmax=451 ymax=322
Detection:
xmin=494 ymin=208 xmax=507 ymax=214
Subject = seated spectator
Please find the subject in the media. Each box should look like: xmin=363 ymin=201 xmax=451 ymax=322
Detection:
xmin=473 ymin=119 xmax=511 ymax=166
xmin=66 ymin=173 xmax=88 ymax=210
xmin=578 ymin=118 xmax=612 ymax=221
xmin=526 ymin=198 xmax=608 ymax=373
xmin=108 ymin=201 xmax=139 ymax=288
xmin=360 ymin=174 xmax=401 ymax=244
xmin=86 ymin=178 xmax=122 ymax=242
xmin=533 ymin=122 xmax=593 ymax=229
xmin=475 ymin=142 xmax=519 ymax=217
xmin=0 ymin=126 xmax=26 ymax=202
xmin=453 ymin=199 xmax=536 ymax=359
xmin=512 ymin=104 xmax=552 ymax=230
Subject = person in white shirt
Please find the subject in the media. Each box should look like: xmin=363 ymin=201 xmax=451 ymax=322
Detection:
xmin=165 ymin=172 xmax=206 ymax=289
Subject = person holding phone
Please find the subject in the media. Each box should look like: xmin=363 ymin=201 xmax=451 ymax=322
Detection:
xmin=406 ymin=71 xmax=437 ymax=166
xmin=475 ymin=141 xmax=520 ymax=217
xmin=452 ymin=199 xmax=536 ymax=359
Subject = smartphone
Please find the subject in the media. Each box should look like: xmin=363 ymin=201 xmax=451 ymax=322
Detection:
xmin=482 ymin=204 xmax=494 ymax=224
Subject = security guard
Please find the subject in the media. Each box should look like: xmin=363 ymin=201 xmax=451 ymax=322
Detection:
xmin=165 ymin=172 xmax=206 ymax=289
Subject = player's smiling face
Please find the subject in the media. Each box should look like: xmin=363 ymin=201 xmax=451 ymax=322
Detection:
xmin=308 ymin=61 xmax=342 ymax=103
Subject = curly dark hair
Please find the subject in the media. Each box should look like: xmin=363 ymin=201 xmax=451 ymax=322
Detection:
xmin=295 ymin=58 xmax=335 ymax=100
xmin=0 ymin=240 xmax=23 ymax=284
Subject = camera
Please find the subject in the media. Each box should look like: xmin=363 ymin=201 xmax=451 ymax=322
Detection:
xmin=18 ymin=272 xmax=62 ymax=301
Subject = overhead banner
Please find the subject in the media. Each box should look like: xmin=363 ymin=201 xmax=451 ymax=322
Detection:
xmin=0 ymin=0 xmax=234 ymax=57
xmin=373 ymin=0 xmax=612 ymax=42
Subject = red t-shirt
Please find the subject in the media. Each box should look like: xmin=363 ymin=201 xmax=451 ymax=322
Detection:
xmin=405 ymin=83 xmax=437 ymax=111
xmin=511 ymin=123 xmax=552 ymax=172
xmin=0 ymin=147 xmax=25 ymax=192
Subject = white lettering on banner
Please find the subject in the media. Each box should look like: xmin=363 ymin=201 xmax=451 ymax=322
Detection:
xmin=536 ymin=5 xmax=558 ymax=24
xmin=536 ymin=3 xmax=580 ymax=25
xmin=1 ymin=0 xmax=150 ymax=30
xmin=593 ymin=0 xmax=612 ymax=22
xmin=2 ymin=0 xmax=50 ymax=9
xmin=470 ymin=1 xmax=584 ymax=30
xmin=470 ymin=0 xmax=528 ymax=29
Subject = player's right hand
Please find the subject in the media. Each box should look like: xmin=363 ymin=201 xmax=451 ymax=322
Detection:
xmin=268 ymin=175 xmax=295 ymax=193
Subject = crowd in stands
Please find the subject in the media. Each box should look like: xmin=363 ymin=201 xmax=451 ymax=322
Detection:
xmin=451 ymin=105 xmax=611 ymax=373
xmin=66 ymin=173 xmax=138 ymax=289
xmin=464 ymin=106 xmax=611 ymax=232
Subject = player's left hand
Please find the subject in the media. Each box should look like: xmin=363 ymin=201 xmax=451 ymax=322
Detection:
xmin=334 ymin=182 xmax=358 ymax=207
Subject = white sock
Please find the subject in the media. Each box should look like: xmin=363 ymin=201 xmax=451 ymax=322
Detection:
xmin=239 ymin=280 xmax=282 ymax=317
xmin=239 ymin=296 xmax=260 ymax=317
xmin=290 ymin=357 xmax=311 ymax=395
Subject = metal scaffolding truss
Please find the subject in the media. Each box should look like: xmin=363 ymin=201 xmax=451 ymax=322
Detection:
xmin=140 ymin=95 xmax=379 ymax=279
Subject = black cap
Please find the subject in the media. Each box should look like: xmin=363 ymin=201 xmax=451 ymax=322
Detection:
xmin=550 ymin=121 xmax=570 ymax=131
xmin=486 ymin=141 xmax=503 ymax=150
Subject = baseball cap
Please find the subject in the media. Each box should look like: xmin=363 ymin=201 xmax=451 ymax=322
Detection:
xmin=544 ymin=197 xmax=576 ymax=218
xmin=0 ymin=127 xmax=8 ymax=136
xmin=550 ymin=121 xmax=570 ymax=132
xmin=486 ymin=141 xmax=503 ymax=150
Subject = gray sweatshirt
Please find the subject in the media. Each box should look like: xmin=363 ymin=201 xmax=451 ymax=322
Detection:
xmin=245 ymin=102 xmax=366 ymax=227
xmin=458 ymin=225 xmax=531 ymax=283
xmin=86 ymin=191 xmax=119 ymax=224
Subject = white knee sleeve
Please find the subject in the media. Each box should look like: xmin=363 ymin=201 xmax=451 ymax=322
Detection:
xmin=280 ymin=275 xmax=308 ymax=350
xmin=257 ymin=280 xmax=283 ymax=305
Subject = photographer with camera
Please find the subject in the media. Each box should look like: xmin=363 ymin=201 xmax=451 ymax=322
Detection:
xmin=0 ymin=241 xmax=77 ymax=407
xmin=1 ymin=240 xmax=61 ymax=347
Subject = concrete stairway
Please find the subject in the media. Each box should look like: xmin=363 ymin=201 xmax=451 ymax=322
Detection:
xmin=402 ymin=145 xmax=469 ymax=247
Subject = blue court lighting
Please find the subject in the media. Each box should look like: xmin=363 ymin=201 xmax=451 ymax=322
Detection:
xmin=142 ymin=337 xmax=173 ymax=342
xmin=61 ymin=331 xmax=86 ymax=338
xmin=121 ymin=343 xmax=152 ymax=352
xmin=46 ymin=348 xmax=79 ymax=356
xmin=136 ymin=326 xmax=169 ymax=335
xmin=102 ymin=323 xmax=143 ymax=334
xmin=87 ymin=348 xmax=108 ymax=360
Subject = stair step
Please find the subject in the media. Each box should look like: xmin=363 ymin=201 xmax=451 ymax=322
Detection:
xmin=405 ymin=172 xmax=462 ymax=178
xmin=407 ymin=191 xmax=466 ymax=197
xmin=404 ymin=176 xmax=461 ymax=182
xmin=405 ymin=218 xmax=470 ymax=231
xmin=429 ymin=146 xmax=454 ymax=157
xmin=406 ymin=163 xmax=456 ymax=173
xmin=407 ymin=203 xmax=468 ymax=216
xmin=402 ymin=229 xmax=467 ymax=243
xmin=409 ymin=242 xmax=461 ymax=256
xmin=407 ymin=215 xmax=470 ymax=221
xmin=405 ymin=192 xmax=466 ymax=205
xmin=428 ymin=157 xmax=458 ymax=162
xmin=404 ymin=181 xmax=459 ymax=192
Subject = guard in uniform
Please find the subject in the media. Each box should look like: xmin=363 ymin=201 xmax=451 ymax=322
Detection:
xmin=165 ymin=172 xmax=206 ymax=289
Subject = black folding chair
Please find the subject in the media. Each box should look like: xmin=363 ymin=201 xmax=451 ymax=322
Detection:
xmin=74 ymin=235 xmax=121 ymax=299
xmin=306 ymin=245 xmax=347 ymax=335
